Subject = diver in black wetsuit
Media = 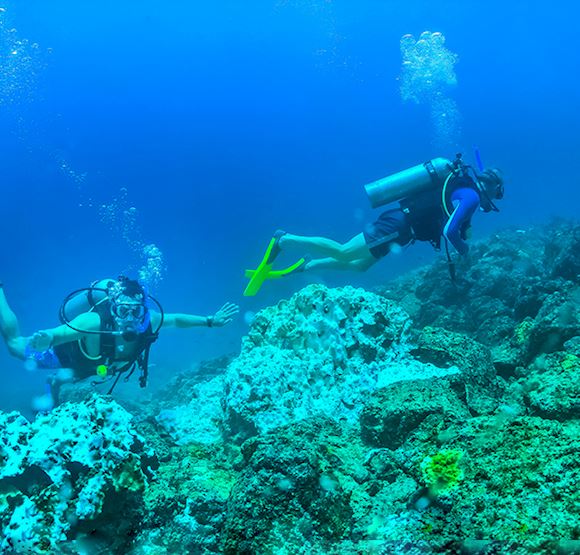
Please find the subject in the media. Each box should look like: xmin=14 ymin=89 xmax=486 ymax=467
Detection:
xmin=0 ymin=276 xmax=238 ymax=403
xmin=245 ymin=154 xmax=504 ymax=296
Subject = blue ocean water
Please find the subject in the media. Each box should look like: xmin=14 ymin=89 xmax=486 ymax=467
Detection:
xmin=0 ymin=0 xmax=578 ymax=413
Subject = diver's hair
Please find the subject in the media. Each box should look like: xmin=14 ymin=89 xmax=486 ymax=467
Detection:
xmin=111 ymin=276 xmax=146 ymax=301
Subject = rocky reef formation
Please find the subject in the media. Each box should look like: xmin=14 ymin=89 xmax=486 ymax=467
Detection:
xmin=379 ymin=220 xmax=580 ymax=370
xmin=223 ymin=285 xmax=461 ymax=442
xmin=2 ymin=221 xmax=580 ymax=554
xmin=0 ymin=395 xmax=158 ymax=554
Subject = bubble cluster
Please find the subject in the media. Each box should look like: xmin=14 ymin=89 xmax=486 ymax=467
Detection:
xmin=0 ymin=9 xmax=165 ymax=292
xmin=399 ymin=31 xmax=457 ymax=103
xmin=56 ymin=154 xmax=92 ymax=207
xmin=31 ymin=393 xmax=54 ymax=413
xmin=138 ymin=243 xmax=166 ymax=290
xmin=275 ymin=0 xmax=353 ymax=73
xmin=58 ymin=158 xmax=87 ymax=186
xmin=244 ymin=311 xmax=256 ymax=326
xmin=99 ymin=188 xmax=166 ymax=290
xmin=99 ymin=188 xmax=142 ymax=251
xmin=429 ymin=94 xmax=461 ymax=153
xmin=55 ymin=367 xmax=74 ymax=382
xmin=399 ymin=31 xmax=461 ymax=150
xmin=0 ymin=7 xmax=47 ymax=106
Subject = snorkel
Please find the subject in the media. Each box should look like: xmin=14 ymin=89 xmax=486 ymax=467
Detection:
xmin=474 ymin=146 xmax=485 ymax=173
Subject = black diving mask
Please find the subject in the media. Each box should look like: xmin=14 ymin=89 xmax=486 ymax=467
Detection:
xmin=112 ymin=303 xmax=147 ymax=320
xmin=110 ymin=299 xmax=150 ymax=341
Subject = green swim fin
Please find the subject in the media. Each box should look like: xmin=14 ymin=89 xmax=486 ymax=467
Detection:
xmin=243 ymin=238 xmax=305 ymax=296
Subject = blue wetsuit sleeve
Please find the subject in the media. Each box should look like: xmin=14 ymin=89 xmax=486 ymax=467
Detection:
xmin=443 ymin=187 xmax=480 ymax=255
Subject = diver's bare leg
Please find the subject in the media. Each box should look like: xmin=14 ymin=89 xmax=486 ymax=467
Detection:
xmin=0 ymin=286 xmax=27 ymax=359
xmin=280 ymin=232 xmax=371 ymax=263
xmin=304 ymin=254 xmax=377 ymax=273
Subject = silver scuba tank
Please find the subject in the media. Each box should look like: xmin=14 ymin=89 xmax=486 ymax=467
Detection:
xmin=60 ymin=278 xmax=115 ymax=323
xmin=364 ymin=157 xmax=453 ymax=208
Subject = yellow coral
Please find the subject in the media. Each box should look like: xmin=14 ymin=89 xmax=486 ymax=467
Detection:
xmin=420 ymin=449 xmax=463 ymax=494
xmin=516 ymin=522 xmax=529 ymax=535
xmin=560 ymin=353 xmax=580 ymax=372
xmin=514 ymin=319 xmax=534 ymax=345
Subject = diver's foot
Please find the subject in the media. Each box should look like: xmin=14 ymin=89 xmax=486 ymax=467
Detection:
xmin=267 ymin=229 xmax=287 ymax=264
xmin=291 ymin=255 xmax=311 ymax=274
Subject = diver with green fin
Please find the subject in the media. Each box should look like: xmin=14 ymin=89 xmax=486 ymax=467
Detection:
xmin=244 ymin=152 xmax=504 ymax=295
xmin=0 ymin=276 xmax=238 ymax=404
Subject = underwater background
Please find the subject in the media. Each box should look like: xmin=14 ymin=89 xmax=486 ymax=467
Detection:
xmin=2 ymin=0 xmax=578 ymax=414
xmin=1 ymin=2 xmax=580 ymax=553
xmin=0 ymin=0 xmax=578 ymax=411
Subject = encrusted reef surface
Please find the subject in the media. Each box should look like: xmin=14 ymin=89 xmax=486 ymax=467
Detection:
xmin=2 ymin=221 xmax=580 ymax=554
xmin=0 ymin=395 xmax=158 ymax=554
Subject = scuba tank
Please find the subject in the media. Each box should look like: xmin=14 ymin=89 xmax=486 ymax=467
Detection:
xmin=364 ymin=157 xmax=453 ymax=208
xmin=58 ymin=279 xmax=115 ymax=324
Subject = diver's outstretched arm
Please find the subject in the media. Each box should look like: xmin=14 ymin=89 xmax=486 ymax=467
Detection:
xmin=442 ymin=188 xmax=480 ymax=256
xmin=153 ymin=302 xmax=239 ymax=330
xmin=0 ymin=285 xmax=27 ymax=358
xmin=28 ymin=312 xmax=101 ymax=351
xmin=0 ymin=285 xmax=20 ymax=341
xmin=0 ymin=286 xmax=99 ymax=359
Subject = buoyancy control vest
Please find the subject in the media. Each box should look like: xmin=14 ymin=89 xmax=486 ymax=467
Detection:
xmin=364 ymin=156 xmax=481 ymax=249
xmin=58 ymin=279 xmax=161 ymax=392
xmin=401 ymin=173 xmax=479 ymax=249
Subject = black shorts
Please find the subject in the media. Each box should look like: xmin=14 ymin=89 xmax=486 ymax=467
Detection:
xmin=363 ymin=208 xmax=413 ymax=259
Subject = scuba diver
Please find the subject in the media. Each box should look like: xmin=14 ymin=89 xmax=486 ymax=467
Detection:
xmin=0 ymin=276 xmax=239 ymax=403
xmin=243 ymin=153 xmax=504 ymax=295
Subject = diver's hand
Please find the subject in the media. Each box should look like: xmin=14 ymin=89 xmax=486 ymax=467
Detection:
xmin=454 ymin=251 xmax=474 ymax=274
xmin=29 ymin=330 xmax=54 ymax=352
xmin=460 ymin=224 xmax=473 ymax=241
xmin=211 ymin=302 xmax=240 ymax=327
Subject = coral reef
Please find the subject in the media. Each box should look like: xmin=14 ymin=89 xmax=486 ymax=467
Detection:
xmin=223 ymin=284 xmax=463 ymax=442
xmin=378 ymin=221 xmax=580 ymax=369
xmin=420 ymin=449 xmax=463 ymax=493
xmin=221 ymin=418 xmax=361 ymax=555
xmin=129 ymin=359 xmax=239 ymax=555
xmin=4 ymin=221 xmax=580 ymax=554
xmin=0 ymin=395 xmax=158 ymax=554
xmin=360 ymin=376 xmax=469 ymax=450
xmin=131 ymin=441 xmax=237 ymax=554
xmin=143 ymin=222 xmax=579 ymax=553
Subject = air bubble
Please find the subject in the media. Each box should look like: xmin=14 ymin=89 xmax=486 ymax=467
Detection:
xmin=24 ymin=358 xmax=38 ymax=372
xmin=244 ymin=311 xmax=256 ymax=326
xmin=31 ymin=394 xmax=54 ymax=413
xmin=0 ymin=9 xmax=47 ymax=106
xmin=399 ymin=31 xmax=461 ymax=150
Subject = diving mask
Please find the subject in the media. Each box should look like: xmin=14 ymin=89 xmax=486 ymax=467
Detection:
xmin=110 ymin=294 xmax=150 ymax=341
xmin=112 ymin=303 xmax=147 ymax=320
